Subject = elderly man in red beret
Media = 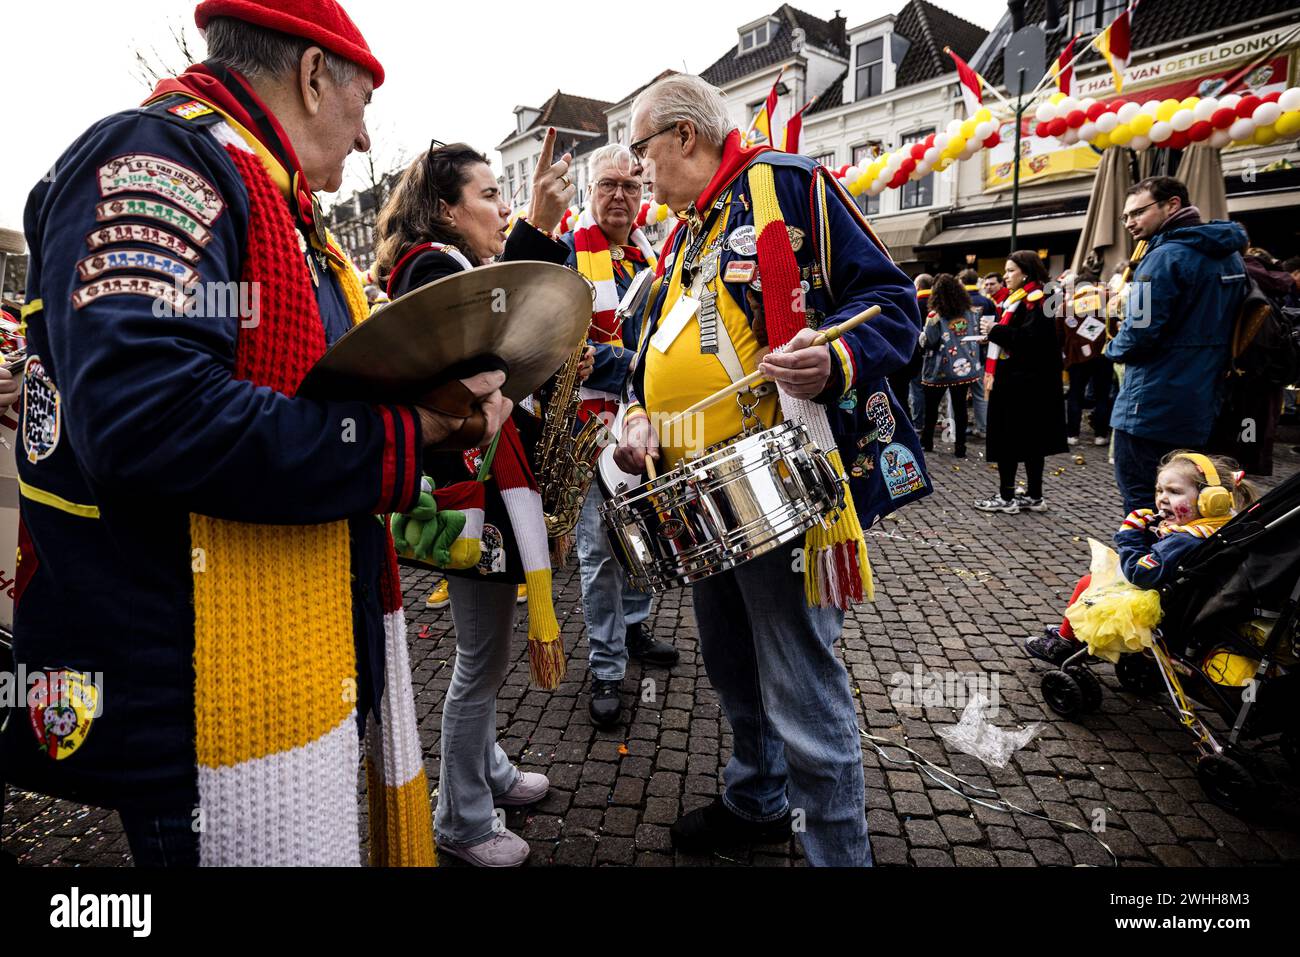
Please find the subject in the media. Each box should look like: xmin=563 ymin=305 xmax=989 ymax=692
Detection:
xmin=3 ymin=0 xmax=506 ymax=866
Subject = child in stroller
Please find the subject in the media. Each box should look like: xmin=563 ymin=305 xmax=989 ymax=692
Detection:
xmin=1025 ymin=451 xmax=1255 ymax=667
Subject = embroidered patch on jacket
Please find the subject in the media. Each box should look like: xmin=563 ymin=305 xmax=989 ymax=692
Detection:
xmin=864 ymin=391 xmax=896 ymax=444
xmin=477 ymin=523 xmax=507 ymax=575
xmin=95 ymin=198 xmax=213 ymax=246
xmin=98 ymin=154 xmax=225 ymax=225
xmin=86 ymin=223 xmax=201 ymax=264
xmin=21 ymin=356 xmax=61 ymax=464
xmin=71 ymin=276 xmax=186 ymax=312
xmin=167 ymin=99 xmax=215 ymax=121
xmin=881 ymin=442 xmax=926 ymax=499
xmin=1137 ymin=554 xmax=1160 ymax=570
xmin=28 ymin=669 xmax=100 ymax=760
xmin=726 ymin=226 xmax=757 ymax=256
xmin=76 ymin=248 xmax=198 ymax=286
xmin=786 ymin=225 xmax=805 ymax=252
xmin=723 ymin=260 xmax=756 ymax=283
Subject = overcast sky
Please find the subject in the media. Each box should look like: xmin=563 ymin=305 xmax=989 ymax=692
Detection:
xmin=2 ymin=0 xmax=1009 ymax=231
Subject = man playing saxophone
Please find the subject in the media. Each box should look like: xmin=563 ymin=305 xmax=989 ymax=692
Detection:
xmin=561 ymin=145 xmax=679 ymax=729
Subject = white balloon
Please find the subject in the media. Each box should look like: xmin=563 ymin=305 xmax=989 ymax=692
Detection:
xmin=947 ymin=118 xmax=964 ymax=137
xmin=972 ymin=121 xmax=992 ymax=142
xmin=1080 ymin=97 xmax=1096 ymax=110
xmin=1219 ymin=93 xmax=1242 ymax=109
xmin=1034 ymin=101 xmax=1056 ymax=123
xmin=1096 ymin=112 xmax=1119 ymax=134
xmin=1253 ymin=102 xmax=1282 ymax=127
xmin=1061 ymin=128 xmax=1079 ymax=145
xmin=1170 ymin=108 xmax=1195 ymax=132
xmin=1149 ymin=120 xmax=1174 ymax=143
xmin=1229 ymin=117 xmax=1256 ymax=141
xmin=924 ymin=146 xmax=941 ymax=165
xmin=1279 ymin=88 xmax=1300 ymax=113
xmin=1193 ymin=98 xmax=1218 ymax=123
xmin=1209 ymin=129 xmax=1233 ymax=148
xmin=934 ymin=132 xmax=950 ymax=151
xmin=1058 ymin=96 xmax=1079 ymax=115
xmin=1117 ymin=102 xmax=1141 ymax=124
xmin=961 ymin=141 xmax=981 ymax=160
xmin=1141 ymin=99 xmax=1162 ymax=117
xmin=1078 ymin=121 xmax=1097 ymax=141
xmin=1130 ymin=135 xmax=1152 ymax=151
xmin=846 ymin=164 xmax=861 ymax=181
xmin=886 ymin=151 xmax=902 ymax=170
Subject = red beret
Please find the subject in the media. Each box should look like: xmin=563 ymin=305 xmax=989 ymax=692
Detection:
xmin=195 ymin=0 xmax=384 ymax=88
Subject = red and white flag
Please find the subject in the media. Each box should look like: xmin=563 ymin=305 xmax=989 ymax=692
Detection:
xmin=781 ymin=98 xmax=814 ymax=153
xmin=1092 ymin=5 xmax=1134 ymax=93
xmin=1052 ymin=35 xmax=1079 ymax=98
xmin=945 ymin=47 xmax=984 ymax=117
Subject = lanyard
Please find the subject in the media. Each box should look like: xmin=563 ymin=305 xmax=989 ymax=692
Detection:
xmin=678 ymin=192 xmax=730 ymax=289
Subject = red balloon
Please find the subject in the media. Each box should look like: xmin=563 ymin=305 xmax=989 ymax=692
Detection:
xmin=1235 ymin=95 xmax=1261 ymax=118
xmin=1210 ymin=107 xmax=1236 ymax=130
xmin=1047 ymin=117 xmax=1069 ymax=137
xmin=900 ymin=157 xmax=917 ymax=174
xmin=923 ymin=132 xmax=937 ymax=148
xmin=888 ymin=171 xmax=907 ymax=189
xmin=1034 ymin=121 xmax=1050 ymax=138
xmin=1187 ymin=120 xmax=1213 ymax=142
xmin=1263 ymin=90 xmax=1282 ymax=104
xmin=983 ymin=132 xmax=1001 ymax=149
xmin=1109 ymin=99 xmax=1129 ymax=113
xmin=1066 ymin=109 xmax=1086 ymax=128
xmin=1167 ymin=130 xmax=1190 ymax=150
xmin=1086 ymin=101 xmax=1108 ymax=121
xmin=910 ymin=143 xmax=927 ymax=161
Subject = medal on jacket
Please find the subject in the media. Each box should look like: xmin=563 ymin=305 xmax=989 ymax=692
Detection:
xmin=610 ymin=246 xmax=624 ymax=261
xmin=298 ymin=230 xmax=320 ymax=287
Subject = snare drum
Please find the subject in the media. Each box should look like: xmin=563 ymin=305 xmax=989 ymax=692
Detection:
xmin=598 ymin=421 xmax=844 ymax=593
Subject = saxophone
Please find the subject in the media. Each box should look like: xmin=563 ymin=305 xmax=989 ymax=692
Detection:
xmin=536 ymin=343 xmax=607 ymax=539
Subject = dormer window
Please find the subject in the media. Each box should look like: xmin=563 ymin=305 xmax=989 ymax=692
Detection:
xmin=855 ymin=37 xmax=884 ymax=100
xmin=739 ymin=17 xmax=777 ymax=53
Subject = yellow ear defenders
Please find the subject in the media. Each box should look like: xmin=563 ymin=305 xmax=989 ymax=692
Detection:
xmin=1175 ymin=453 xmax=1233 ymax=518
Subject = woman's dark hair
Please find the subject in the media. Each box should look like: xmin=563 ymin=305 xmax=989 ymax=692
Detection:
xmin=1008 ymin=249 xmax=1050 ymax=286
xmin=373 ymin=143 xmax=490 ymax=286
xmin=929 ymin=273 xmax=972 ymax=318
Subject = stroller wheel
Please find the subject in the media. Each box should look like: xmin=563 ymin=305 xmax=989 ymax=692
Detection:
xmin=1042 ymin=669 xmax=1083 ymax=718
xmin=1196 ymin=751 xmax=1260 ymax=815
xmin=1115 ymin=653 xmax=1161 ymax=695
xmin=1068 ymin=665 xmax=1103 ymax=712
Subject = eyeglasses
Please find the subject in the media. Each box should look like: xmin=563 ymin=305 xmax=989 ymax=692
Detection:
xmin=595 ymin=179 xmax=643 ymax=197
xmin=629 ymin=124 xmax=676 ymax=160
xmin=1120 ymin=200 xmax=1160 ymax=223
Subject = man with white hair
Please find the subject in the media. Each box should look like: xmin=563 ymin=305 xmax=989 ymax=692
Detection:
xmin=3 ymin=0 xmax=511 ymax=867
xmin=615 ymin=74 xmax=928 ymax=866
xmin=562 ymin=145 xmax=677 ymax=729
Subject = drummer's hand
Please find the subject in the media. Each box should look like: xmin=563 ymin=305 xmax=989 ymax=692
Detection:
xmin=528 ymin=128 xmax=576 ymax=235
xmin=613 ymin=413 xmax=659 ymax=475
xmin=577 ymin=345 xmax=596 ymax=382
xmin=0 ymin=367 xmax=19 ymax=409
xmin=758 ymin=328 xmax=831 ymax=401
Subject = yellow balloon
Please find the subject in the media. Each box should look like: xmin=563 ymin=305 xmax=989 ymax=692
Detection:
xmin=1180 ymin=96 xmax=1199 ymax=111
xmin=945 ymin=136 xmax=967 ymax=158
xmin=1254 ymin=125 xmax=1279 ymax=146
xmin=1094 ymin=132 xmax=1112 ymax=150
xmin=1156 ymin=98 xmax=1180 ymax=122
xmin=1130 ymin=113 xmax=1154 ymax=135
xmin=975 ymin=107 xmax=993 ymax=123
xmin=1275 ymin=111 xmax=1300 ymax=138
xmin=960 ymin=119 xmax=976 ymax=139
xmin=1050 ymin=91 xmax=1066 ymax=105
xmin=655 ymin=204 xmax=669 ymax=222
xmin=1110 ymin=124 xmax=1134 ymax=145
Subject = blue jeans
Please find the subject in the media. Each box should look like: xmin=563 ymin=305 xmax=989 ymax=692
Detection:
xmin=120 ymin=808 xmax=200 ymax=867
xmin=435 ymin=576 xmax=523 ymax=846
xmin=692 ymin=547 xmax=870 ymax=867
xmin=908 ymin=376 xmax=926 ymax=427
xmin=970 ymin=371 xmax=988 ymax=433
xmin=1112 ymin=429 xmax=1179 ymax=515
xmin=577 ymin=487 xmax=652 ymax=681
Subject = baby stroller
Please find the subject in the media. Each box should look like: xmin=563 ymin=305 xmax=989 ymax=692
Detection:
xmin=1038 ymin=471 xmax=1300 ymax=813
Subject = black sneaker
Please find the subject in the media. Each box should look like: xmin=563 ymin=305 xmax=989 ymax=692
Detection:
xmin=1024 ymin=627 xmax=1080 ymax=666
xmin=588 ymin=677 xmax=622 ymax=728
xmin=1014 ymin=494 xmax=1047 ymax=512
xmin=670 ymin=796 xmax=791 ymax=853
xmin=626 ymin=622 xmax=679 ymax=667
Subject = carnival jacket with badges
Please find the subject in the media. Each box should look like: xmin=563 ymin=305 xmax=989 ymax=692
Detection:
xmin=626 ymin=151 xmax=928 ymax=524
xmin=4 ymin=97 xmax=424 ymax=812
xmin=387 ymin=222 xmax=570 ymax=584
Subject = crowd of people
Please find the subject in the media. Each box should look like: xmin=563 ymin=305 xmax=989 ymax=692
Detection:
xmin=2 ymin=0 xmax=1297 ymax=872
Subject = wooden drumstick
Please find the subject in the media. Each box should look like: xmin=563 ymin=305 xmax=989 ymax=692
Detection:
xmin=660 ymin=305 xmax=881 ymax=433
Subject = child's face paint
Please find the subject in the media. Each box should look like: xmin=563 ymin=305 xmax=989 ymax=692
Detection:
xmin=1155 ymin=466 xmax=1200 ymax=524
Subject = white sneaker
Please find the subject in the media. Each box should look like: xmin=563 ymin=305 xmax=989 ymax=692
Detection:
xmin=496 ymin=771 xmax=550 ymax=807
xmin=1094 ymin=436 xmax=1109 ymax=446
xmin=974 ymin=495 xmax=1019 ymax=514
xmin=1067 ymin=436 xmax=1078 ymax=446
xmin=1014 ymin=494 xmax=1047 ymax=512
xmin=437 ymin=829 xmax=530 ymax=867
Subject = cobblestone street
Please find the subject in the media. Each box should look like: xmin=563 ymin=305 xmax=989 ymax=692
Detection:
xmin=6 ymin=423 xmax=1300 ymax=867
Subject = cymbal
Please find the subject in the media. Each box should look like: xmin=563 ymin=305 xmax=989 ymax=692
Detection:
xmin=299 ymin=261 xmax=594 ymax=404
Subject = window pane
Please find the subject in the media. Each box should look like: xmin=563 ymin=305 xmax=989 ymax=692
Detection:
xmin=862 ymin=37 xmax=883 ymax=61
xmin=741 ymin=32 xmax=753 ymax=50
xmin=814 ymin=152 xmax=836 ymax=168
xmin=756 ymin=24 xmax=767 ymax=44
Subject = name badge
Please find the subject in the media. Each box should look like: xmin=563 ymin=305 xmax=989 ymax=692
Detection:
xmin=723 ymin=260 xmax=757 ymax=283
xmin=651 ymin=295 xmax=699 ymax=353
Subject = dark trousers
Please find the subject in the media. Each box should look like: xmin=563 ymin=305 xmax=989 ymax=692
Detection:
xmin=1113 ymin=429 xmax=1180 ymax=515
xmin=119 ymin=808 xmax=201 ymax=867
xmin=998 ymin=457 xmax=1043 ymax=500
xmin=922 ymin=383 xmax=970 ymax=453
xmin=1066 ymin=357 xmax=1115 ymax=438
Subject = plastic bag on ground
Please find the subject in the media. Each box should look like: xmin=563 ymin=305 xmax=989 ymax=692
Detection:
xmin=936 ymin=692 xmax=1041 ymax=769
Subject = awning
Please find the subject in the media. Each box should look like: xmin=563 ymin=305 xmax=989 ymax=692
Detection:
xmin=1228 ymin=190 xmax=1300 ymax=214
xmin=869 ymin=211 xmax=941 ymax=260
xmin=925 ymin=213 xmax=1087 ymax=247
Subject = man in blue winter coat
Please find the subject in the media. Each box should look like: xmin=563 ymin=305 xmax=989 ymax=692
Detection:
xmin=1106 ymin=176 xmax=1248 ymax=513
